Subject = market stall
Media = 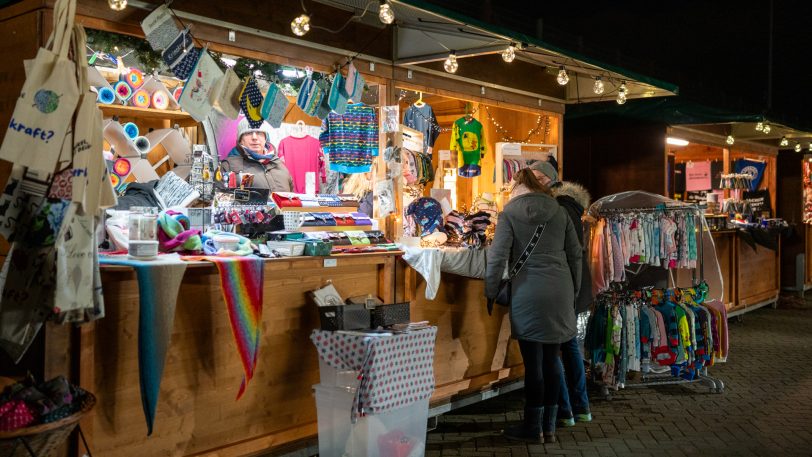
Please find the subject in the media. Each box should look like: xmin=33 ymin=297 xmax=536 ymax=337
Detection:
xmin=0 ymin=0 xmax=678 ymax=455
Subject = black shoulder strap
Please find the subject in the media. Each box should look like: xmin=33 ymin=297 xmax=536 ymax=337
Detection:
xmin=508 ymin=223 xmax=547 ymax=279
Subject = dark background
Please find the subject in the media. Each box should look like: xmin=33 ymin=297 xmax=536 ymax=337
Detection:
xmin=425 ymin=0 xmax=811 ymax=127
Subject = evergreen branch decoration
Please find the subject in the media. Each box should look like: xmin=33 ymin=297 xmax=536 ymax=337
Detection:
xmin=86 ymin=29 xmax=164 ymax=73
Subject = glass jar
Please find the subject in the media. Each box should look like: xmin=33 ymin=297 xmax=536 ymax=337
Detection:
xmin=128 ymin=206 xmax=159 ymax=259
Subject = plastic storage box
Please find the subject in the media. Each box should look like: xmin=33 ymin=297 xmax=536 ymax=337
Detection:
xmin=313 ymin=384 xmax=429 ymax=457
xmin=319 ymin=358 xmax=361 ymax=389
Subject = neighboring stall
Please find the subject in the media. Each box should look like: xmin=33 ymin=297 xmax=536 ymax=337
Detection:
xmin=0 ymin=0 xmax=678 ymax=455
xmin=563 ymin=98 xmax=798 ymax=317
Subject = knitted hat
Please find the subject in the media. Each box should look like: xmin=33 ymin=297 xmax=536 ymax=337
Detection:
xmin=528 ymin=160 xmax=559 ymax=183
xmin=237 ymin=118 xmax=272 ymax=144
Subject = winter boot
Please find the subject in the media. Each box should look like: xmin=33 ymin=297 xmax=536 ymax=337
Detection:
xmin=503 ymin=406 xmax=543 ymax=443
xmin=542 ymin=405 xmax=558 ymax=443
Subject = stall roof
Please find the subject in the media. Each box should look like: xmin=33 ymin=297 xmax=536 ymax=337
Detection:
xmin=315 ymin=0 xmax=678 ymax=104
xmin=566 ymin=97 xmax=812 ymax=151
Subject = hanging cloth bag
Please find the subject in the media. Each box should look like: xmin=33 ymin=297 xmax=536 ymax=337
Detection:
xmin=260 ymin=82 xmax=290 ymax=128
xmin=328 ymin=73 xmax=349 ymax=115
xmin=0 ymin=0 xmax=79 ymax=174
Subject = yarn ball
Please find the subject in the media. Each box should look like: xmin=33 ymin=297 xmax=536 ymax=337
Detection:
xmin=157 ymin=210 xmax=202 ymax=253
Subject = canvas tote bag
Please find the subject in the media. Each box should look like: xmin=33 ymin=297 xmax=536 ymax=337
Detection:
xmin=0 ymin=0 xmax=79 ymax=174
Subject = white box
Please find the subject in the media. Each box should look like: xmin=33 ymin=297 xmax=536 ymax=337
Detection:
xmin=314 ymin=384 xmax=429 ymax=457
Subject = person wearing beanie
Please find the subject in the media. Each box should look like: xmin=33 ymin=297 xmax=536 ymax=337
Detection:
xmin=529 ymin=159 xmax=594 ymax=428
xmin=222 ymin=118 xmax=293 ymax=192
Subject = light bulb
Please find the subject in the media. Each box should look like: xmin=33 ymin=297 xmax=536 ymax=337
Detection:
xmin=502 ymin=44 xmax=516 ymax=63
xmin=593 ymin=76 xmax=605 ymax=95
xmin=616 ymin=91 xmax=627 ymax=105
xmin=780 ymin=136 xmax=789 ymax=147
xmin=762 ymin=123 xmax=771 ymax=134
xmin=795 ymin=143 xmax=802 ymax=152
xmin=291 ymin=14 xmax=311 ymax=36
xmin=726 ymin=135 xmax=735 ymax=145
xmin=444 ymin=52 xmax=458 ymax=74
xmin=755 ymin=122 xmax=764 ymax=132
xmin=808 ymin=143 xmax=812 ymax=150
xmin=556 ymin=66 xmax=569 ymax=85
xmin=108 ymin=0 xmax=127 ymax=11
xmin=379 ymin=1 xmax=395 ymax=24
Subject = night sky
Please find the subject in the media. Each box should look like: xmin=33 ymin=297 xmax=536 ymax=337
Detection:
xmin=427 ymin=0 xmax=811 ymax=127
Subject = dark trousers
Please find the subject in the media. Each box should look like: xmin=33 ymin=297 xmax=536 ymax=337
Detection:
xmin=518 ymin=339 xmax=562 ymax=407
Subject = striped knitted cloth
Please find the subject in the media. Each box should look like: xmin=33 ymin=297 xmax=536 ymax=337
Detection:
xmin=319 ymin=103 xmax=378 ymax=173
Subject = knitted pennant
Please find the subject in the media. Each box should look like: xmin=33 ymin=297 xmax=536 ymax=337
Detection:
xmin=239 ymin=77 xmax=264 ymax=128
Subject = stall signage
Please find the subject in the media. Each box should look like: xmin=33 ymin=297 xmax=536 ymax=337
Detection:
xmin=438 ymin=150 xmax=451 ymax=161
xmin=744 ymin=189 xmax=771 ymax=216
xmin=685 ymin=161 xmax=712 ymax=191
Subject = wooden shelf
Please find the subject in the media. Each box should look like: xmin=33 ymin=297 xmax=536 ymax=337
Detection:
xmin=296 ymin=225 xmax=373 ymax=232
xmin=279 ymin=206 xmax=360 ymax=213
xmin=98 ymin=104 xmax=199 ymax=127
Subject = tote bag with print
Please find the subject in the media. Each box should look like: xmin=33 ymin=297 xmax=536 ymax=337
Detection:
xmin=0 ymin=0 xmax=79 ymax=174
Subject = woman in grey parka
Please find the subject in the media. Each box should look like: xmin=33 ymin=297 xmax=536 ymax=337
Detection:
xmin=485 ymin=168 xmax=582 ymax=444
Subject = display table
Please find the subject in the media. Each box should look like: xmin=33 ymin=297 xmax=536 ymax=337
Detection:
xmin=69 ymin=252 xmax=399 ymax=457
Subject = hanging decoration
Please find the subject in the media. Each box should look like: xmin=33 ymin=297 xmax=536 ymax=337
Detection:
xmin=483 ymin=106 xmax=550 ymax=144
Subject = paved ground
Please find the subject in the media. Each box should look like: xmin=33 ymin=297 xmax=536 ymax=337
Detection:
xmin=424 ymin=297 xmax=812 ymax=456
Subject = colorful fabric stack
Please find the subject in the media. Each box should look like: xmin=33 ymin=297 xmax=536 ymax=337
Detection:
xmin=462 ymin=211 xmax=492 ymax=248
xmin=319 ymin=103 xmax=379 ymax=173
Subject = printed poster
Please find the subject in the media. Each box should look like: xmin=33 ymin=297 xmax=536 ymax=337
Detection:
xmin=685 ymin=160 xmax=712 ymax=192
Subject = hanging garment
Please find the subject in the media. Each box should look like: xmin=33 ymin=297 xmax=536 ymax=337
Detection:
xmin=277 ymin=135 xmax=326 ymax=194
xmin=404 ymin=103 xmax=440 ymax=153
xmin=450 ymin=116 xmax=485 ymax=178
xmin=319 ymin=103 xmax=379 ymax=173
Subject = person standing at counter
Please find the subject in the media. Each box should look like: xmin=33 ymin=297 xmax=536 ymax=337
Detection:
xmin=222 ymin=119 xmax=294 ymax=192
xmin=485 ymin=168 xmax=582 ymax=444
xmin=530 ymin=160 xmax=594 ymax=428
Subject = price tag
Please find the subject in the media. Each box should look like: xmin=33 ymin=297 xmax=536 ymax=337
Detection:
xmin=439 ymin=150 xmax=451 ymax=161
xmin=323 ymin=258 xmax=337 ymax=268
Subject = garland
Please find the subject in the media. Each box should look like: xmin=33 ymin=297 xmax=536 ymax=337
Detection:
xmin=86 ymin=29 xmax=163 ymax=73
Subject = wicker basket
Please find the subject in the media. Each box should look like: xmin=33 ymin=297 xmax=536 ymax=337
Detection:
xmin=0 ymin=392 xmax=95 ymax=457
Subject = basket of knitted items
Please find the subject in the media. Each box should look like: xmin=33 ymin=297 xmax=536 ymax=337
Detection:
xmin=157 ymin=210 xmax=203 ymax=253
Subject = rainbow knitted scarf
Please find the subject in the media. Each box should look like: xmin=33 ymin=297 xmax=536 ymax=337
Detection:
xmin=201 ymin=256 xmax=264 ymax=399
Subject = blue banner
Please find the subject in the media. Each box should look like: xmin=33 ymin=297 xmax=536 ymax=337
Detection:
xmin=734 ymin=159 xmax=766 ymax=191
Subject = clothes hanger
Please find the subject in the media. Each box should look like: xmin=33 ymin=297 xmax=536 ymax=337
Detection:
xmin=413 ymin=91 xmax=425 ymax=108
xmin=464 ymin=102 xmax=474 ymax=123
xmin=292 ymin=120 xmax=307 ymax=139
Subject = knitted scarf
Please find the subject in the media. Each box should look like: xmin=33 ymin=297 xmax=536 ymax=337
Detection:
xmin=99 ymin=255 xmax=188 ymax=435
xmin=157 ymin=210 xmax=202 ymax=253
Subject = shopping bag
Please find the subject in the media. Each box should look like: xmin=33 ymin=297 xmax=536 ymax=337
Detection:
xmin=0 ymin=0 xmax=79 ymax=174
xmin=53 ymin=202 xmax=100 ymax=323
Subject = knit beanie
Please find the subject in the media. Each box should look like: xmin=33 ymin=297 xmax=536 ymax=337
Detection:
xmin=528 ymin=160 xmax=559 ymax=183
xmin=237 ymin=118 xmax=272 ymax=144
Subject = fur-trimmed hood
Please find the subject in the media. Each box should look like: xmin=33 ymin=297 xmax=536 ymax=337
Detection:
xmin=551 ymin=181 xmax=591 ymax=210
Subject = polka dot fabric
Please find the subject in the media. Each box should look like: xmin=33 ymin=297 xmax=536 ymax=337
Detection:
xmin=311 ymin=327 xmax=437 ymax=417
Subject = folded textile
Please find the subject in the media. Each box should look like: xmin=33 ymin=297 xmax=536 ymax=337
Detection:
xmin=158 ymin=210 xmax=203 ymax=253
xmin=99 ymin=254 xmax=187 ymax=435
xmin=200 ymin=230 xmax=253 ymax=256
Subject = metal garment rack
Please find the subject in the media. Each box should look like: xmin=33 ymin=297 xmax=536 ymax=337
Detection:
xmin=594 ymin=204 xmax=725 ymax=398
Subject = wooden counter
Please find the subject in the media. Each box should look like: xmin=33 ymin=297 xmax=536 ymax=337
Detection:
xmin=711 ymin=230 xmax=781 ymax=316
xmin=77 ymin=253 xmax=399 ymax=457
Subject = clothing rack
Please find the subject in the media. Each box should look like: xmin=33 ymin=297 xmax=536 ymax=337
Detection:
xmin=591 ymin=203 xmax=724 ymax=397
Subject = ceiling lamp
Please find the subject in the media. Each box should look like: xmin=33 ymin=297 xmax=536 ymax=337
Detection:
xmin=556 ymin=66 xmax=569 ymax=85
xmin=762 ymin=123 xmax=772 ymax=134
xmin=755 ymin=122 xmax=764 ymax=132
xmin=780 ymin=136 xmax=789 ymax=147
xmin=593 ymin=76 xmax=605 ymax=95
xmin=291 ymin=14 xmax=311 ymax=36
xmin=616 ymin=81 xmax=627 ymax=105
xmin=502 ymin=44 xmax=516 ymax=63
xmin=444 ymin=51 xmax=458 ymax=74
xmin=726 ymin=135 xmax=735 ymax=145
xmin=666 ymin=137 xmax=689 ymax=146
xmin=795 ymin=143 xmax=803 ymax=152
xmin=379 ymin=1 xmax=395 ymax=24
xmin=108 ymin=0 xmax=127 ymax=10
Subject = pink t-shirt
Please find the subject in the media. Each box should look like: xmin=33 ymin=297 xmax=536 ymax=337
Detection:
xmin=277 ymin=135 xmax=326 ymax=194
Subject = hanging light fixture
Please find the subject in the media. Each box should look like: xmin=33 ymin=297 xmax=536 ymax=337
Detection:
xmin=755 ymin=122 xmax=764 ymax=132
xmin=808 ymin=142 xmax=812 ymax=151
xmin=780 ymin=136 xmax=789 ymax=147
xmin=556 ymin=66 xmax=569 ymax=85
xmin=444 ymin=51 xmax=458 ymax=74
xmin=291 ymin=14 xmax=311 ymax=36
xmin=108 ymin=0 xmax=127 ymax=10
xmin=502 ymin=43 xmax=516 ymax=63
xmin=616 ymin=81 xmax=627 ymax=105
xmin=726 ymin=135 xmax=735 ymax=145
xmin=795 ymin=143 xmax=803 ymax=152
xmin=593 ymin=76 xmax=605 ymax=95
xmin=762 ymin=123 xmax=772 ymax=134
xmin=379 ymin=1 xmax=395 ymax=24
